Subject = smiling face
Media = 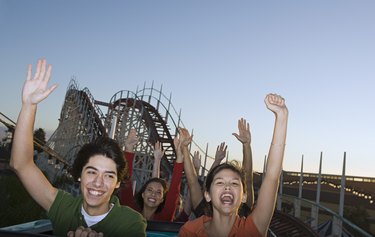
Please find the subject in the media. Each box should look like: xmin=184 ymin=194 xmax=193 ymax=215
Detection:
xmin=142 ymin=181 xmax=165 ymax=209
xmin=204 ymin=168 xmax=247 ymax=216
xmin=80 ymin=155 xmax=120 ymax=216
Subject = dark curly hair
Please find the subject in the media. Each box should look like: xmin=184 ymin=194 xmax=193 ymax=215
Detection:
xmin=70 ymin=137 xmax=128 ymax=184
xmin=135 ymin=177 xmax=168 ymax=213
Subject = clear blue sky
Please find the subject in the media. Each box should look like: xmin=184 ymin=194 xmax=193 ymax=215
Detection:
xmin=1 ymin=0 xmax=374 ymax=177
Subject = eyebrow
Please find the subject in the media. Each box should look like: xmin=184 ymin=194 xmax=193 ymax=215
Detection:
xmin=84 ymin=166 xmax=117 ymax=175
xmin=147 ymin=187 xmax=163 ymax=191
xmin=213 ymin=176 xmax=240 ymax=181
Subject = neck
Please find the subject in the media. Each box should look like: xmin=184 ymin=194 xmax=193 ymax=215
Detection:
xmin=83 ymin=202 xmax=111 ymax=216
xmin=206 ymin=212 xmax=238 ymax=237
xmin=142 ymin=205 xmax=158 ymax=220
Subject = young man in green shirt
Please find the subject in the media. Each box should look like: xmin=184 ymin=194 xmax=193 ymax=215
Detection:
xmin=10 ymin=59 xmax=146 ymax=237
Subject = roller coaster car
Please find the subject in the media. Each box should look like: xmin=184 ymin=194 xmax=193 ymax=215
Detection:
xmin=0 ymin=211 xmax=320 ymax=237
xmin=0 ymin=220 xmax=184 ymax=237
xmin=146 ymin=221 xmax=184 ymax=236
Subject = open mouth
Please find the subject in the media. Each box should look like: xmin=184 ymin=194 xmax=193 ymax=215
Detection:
xmin=147 ymin=198 xmax=157 ymax=203
xmin=88 ymin=189 xmax=104 ymax=197
xmin=220 ymin=193 xmax=234 ymax=205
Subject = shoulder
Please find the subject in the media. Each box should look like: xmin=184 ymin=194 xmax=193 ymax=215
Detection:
xmin=50 ymin=190 xmax=81 ymax=209
xmin=108 ymin=205 xmax=147 ymax=234
xmin=116 ymin=204 xmax=145 ymax=220
xmin=122 ymin=205 xmax=144 ymax=219
xmin=234 ymin=216 xmax=262 ymax=237
xmin=47 ymin=190 xmax=82 ymax=220
xmin=110 ymin=195 xmax=145 ymax=222
xmin=180 ymin=215 xmax=210 ymax=235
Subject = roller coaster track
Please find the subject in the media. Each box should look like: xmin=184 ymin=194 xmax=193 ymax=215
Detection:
xmin=45 ymin=79 xmax=189 ymax=189
xmin=268 ymin=211 xmax=319 ymax=237
xmin=0 ymin=112 xmax=67 ymax=166
xmin=46 ymin=80 xmax=107 ymax=167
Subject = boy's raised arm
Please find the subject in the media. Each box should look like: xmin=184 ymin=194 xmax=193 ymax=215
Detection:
xmin=10 ymin=59 xmax=58 ymax=211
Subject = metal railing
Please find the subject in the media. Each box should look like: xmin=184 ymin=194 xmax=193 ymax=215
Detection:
xmin=279 ymin=194 xmax=373 ymax=237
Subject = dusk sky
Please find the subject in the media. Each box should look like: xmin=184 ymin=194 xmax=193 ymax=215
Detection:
xmin=1 ymin=1 xmax=374 ymax=177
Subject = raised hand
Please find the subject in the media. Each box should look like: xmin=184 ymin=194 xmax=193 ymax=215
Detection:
xmin=179 ymin=128 xmax=203 ymax=210
xmin=176 ymin=127 xmax=192 ymax=164
xmin=151 ymin=141 xmax=165 ymax=178
xmin=23 ymin=59 xmax=57 ymax=105
xmin=125 ymin=128 xmax=138 ymax=152
xmin=192 ymin=151 xmax=201 ymax=174
xmin=214 ymin=142 xmax=227 ymax=164
xmin=178 ymin=127 xmax=192 ymax=147
xmin=251 ymin=93 xmax=288 ymax=236
xmin=233 ymin=117 xmax=254 ymax=210
xmin=264 ymin=93 xmax=288 ymax=116
xmin=153 ymin=141 xmax=165 ymax=161
xmin=232 ymin=118 xmax=251 ymax=144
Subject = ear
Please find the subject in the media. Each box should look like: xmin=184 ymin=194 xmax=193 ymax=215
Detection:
xmin=115 ymin=181 xmax=120 ymax=189
xmin=204 ymin=191 xmax=211 ymax=202
xmin=241 ymin=192 xmax=247 ymax=203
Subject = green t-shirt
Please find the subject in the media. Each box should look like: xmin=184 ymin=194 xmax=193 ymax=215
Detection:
xmin=47 ymin=190 xmax=146 ymax=237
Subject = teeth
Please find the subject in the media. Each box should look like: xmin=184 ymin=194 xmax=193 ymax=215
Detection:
xmin=220 ymin=193 xmax=234 ymax=204
xmin=89 ymin=190 xmax=103 ymax=196
xmin=221 ymin=193 xmax=233 ymax=199
xmin=148 ymin=198 xmax=156 ymax=203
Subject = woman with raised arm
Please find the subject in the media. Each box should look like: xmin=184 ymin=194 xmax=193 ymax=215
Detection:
xmin=10 ymin=59 xmax=146 ymax=237
xmin=120 ymin=129 xmax=184 ymax=222
xmin=180 ymin=119 xmax=255 ymax=219
xmin=179 ymin=93 xmax=288 ymax=237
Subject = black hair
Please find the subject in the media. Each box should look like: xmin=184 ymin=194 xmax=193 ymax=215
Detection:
xmin=70 ymin=137 xmax=128 ymax=183
xmin=135 ymin=177 xmax=168 ymax=213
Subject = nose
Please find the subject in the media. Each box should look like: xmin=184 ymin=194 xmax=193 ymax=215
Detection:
xmin=93 ymin=174 xmax=104 ymax=187
xmin=150 ymin=190 xmax=159 ymax=197
xmin=224 ymin=183 xmax=231 ymax=190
